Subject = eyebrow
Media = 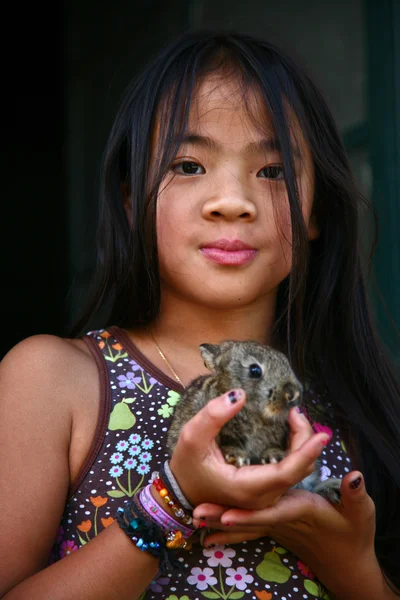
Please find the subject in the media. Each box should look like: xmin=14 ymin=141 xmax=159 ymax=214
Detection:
xmin=178 ymin=133 xmax=300 ymax=158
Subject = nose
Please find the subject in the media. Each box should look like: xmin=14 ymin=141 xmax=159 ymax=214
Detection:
xmin=282 ymin=382 xmax=302 ymax=406
xmin=202 ymin=185 xmax=257 ymax=222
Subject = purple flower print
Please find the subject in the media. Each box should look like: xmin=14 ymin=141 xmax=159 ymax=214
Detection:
xmin=149 ymin=576 xmax=170 ymax=592
xmin=203 ymin=544 xmax=236 ymax=567
xmin=128 ymin=360 xmax=141 ymax=371
xmin=60 ymin=540 xmax=78 ymax=558
xmin=225 ymin=567 xmax=254 ymax=590
xmin=56 ymin=525 xmax=64 ymax=544
xmin=320 ymin=465 xmax=332 ymax=481
xmin=149 ymin=375 xmax=157 ymax=386
xmin=188 ymin=567 xmax=217 ymax=591
xmin=117 ymin=372 xmax=141 ymax=389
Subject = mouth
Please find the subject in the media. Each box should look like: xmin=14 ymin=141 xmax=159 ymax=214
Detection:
xmin=200 ymin=239 xmax=257 ymax=266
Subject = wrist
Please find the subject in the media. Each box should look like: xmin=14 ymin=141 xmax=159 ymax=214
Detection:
xmin=329 ymin=554 xmax=396 ymax=600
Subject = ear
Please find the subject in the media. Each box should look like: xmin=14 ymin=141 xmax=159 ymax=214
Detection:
xmin=307 ymin=212 xmax=320 ymax=241
xmin=199 ymin=344 xmax=221 ymax=371
xmin=121 ymin=182 xmax=133 ymax=227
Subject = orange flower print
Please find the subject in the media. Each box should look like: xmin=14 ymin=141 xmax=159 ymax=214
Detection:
xmin=77 ymin=520 xmax=92 ymax=533
xmin=100 ymin=331 xmax=111 ymax=339
xmin=111 ymin=343 xmax=123 ymax=351
xmin=255 ymin=592 xmax=272 ymax=600
xmin=99 ymin=341 xmax=105 ymax=349
xmin=101 ymin=517 xmax=115 ymax=528
xmin=90 ymin=496 xmax=108 ymax=508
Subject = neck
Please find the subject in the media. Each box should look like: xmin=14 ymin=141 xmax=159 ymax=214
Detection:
xmin=152 ymin=290 xmax=276 ymax=349
xmin=128 ymin=289 xmax=278 ymax=387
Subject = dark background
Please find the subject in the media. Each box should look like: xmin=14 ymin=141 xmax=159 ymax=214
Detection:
xmin=2 ymin=0 xmax=399 ymax=361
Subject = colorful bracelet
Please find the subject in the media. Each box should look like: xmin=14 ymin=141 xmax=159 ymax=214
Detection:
xmin=152 ymin=474 xmax=193 ymax=526
xmin=162 ymin=460 xmax=194 ymax=511
xmin=115 ymin=501 xmax=180 ymax=574
xmin=141 ymin=484 xmax=194 ymax=539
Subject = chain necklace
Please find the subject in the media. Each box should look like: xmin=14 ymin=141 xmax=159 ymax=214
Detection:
xmin=147 ymin=328 xmax=185 ymax=388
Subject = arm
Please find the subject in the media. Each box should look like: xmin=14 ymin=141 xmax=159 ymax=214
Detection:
xmin=193 ymin=472 xmax=400 ymax=600
xmin=0 ymin=336 xmax=158 ymax=600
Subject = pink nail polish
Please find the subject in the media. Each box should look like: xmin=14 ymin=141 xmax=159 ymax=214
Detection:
xmin=321 ymin=437 xmax=329 ymax=446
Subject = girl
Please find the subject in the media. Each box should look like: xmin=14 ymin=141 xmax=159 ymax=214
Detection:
xmin=0 ymin=31 xmax=399 ymax=600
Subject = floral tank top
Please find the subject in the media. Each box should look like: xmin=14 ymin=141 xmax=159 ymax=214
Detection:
xmin=51 ymin=327 xmax=353 ymax=600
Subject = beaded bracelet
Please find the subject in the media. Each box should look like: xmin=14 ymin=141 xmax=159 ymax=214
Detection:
xmin=115 ymin=500 xmax=180 ymax=574
xmin=162 ymin=460 xmax=194 ymax=511
xmin=141 ymin=484 xmax=194 ymax=540
xmin=152 ymin=474 xmax=193 ymax=527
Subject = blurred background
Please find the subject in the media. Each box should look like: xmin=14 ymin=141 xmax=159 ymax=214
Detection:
xmin=2 ymin=0 xmax=399 ymax=360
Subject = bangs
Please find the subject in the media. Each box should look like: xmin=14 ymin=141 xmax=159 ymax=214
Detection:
xmin=144 ymin=38 xmax=313 ymax=322
xmin=149 ymin=39 xmax=310 ymax=213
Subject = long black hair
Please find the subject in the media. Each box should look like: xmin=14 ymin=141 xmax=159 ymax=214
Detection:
xmin=71 ymin=31 xmax=400 ymax=589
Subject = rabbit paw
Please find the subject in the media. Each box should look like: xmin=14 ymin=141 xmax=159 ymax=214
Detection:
xmin=313 ymin=477 xmax=342 ymax=504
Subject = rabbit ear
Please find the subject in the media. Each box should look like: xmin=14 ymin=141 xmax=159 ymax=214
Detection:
xmin=199 ymin=344 xmax=221 ymax=370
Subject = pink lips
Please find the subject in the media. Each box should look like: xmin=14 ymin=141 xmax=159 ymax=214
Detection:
xmin=200 ymin=239 xmax=257 ymax=265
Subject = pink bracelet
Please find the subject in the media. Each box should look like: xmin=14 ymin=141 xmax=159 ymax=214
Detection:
xmin=139 ymin=485 xmax=194 ymax=539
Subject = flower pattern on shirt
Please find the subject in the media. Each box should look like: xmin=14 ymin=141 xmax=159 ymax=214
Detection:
xmin=51 ymin=329 xmax=347 ymax=600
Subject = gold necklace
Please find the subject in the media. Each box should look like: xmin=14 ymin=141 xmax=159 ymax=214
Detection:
xmin=147 ymin=328 xmax=185 ymax=388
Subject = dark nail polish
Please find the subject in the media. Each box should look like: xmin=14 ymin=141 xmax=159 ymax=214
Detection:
xmin=228 ymin=391 xmax=237 ymax=403
xmin=349 ymin=476 xmax=362 ymax=489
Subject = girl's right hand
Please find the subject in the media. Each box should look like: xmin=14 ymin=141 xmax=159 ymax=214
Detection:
xmin=169 ymin=389 xmax=330 ymax=510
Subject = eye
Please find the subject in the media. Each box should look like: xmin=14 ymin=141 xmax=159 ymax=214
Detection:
xmin=172 ymin=161 xmax=205 ymax=175
xmin=257 ymin=165 xmax=284 ymax=180
xmin=248 ymin=363 xmax=262 ymax=378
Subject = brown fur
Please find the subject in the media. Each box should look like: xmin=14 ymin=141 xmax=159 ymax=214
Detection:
xmin=167 ymin=340 xmax=342 ymax=502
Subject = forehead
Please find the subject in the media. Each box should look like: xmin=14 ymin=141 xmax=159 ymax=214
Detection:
xmin=188 ymin=76 xmax=272 ymax=142
xmin=181 ymin=75 xmax=311 ymax=161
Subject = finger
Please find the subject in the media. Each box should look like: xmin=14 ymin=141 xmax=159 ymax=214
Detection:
xmin=193 ymin=503 xmax=227 ymax=521
xmin=270 ymin=431 xmax=328 ymax=490
xmin=339 ymin=472 xmax=376 ymax=523
xmin=220 ymin=489 xmax=315 ymax=526
xmin=287 ymin=406 xmax=314 ymax=452
xmin=202 ymin=530 xmax=262 ymax=548
xmin=177 ymin=389 xmax=246 ymax=456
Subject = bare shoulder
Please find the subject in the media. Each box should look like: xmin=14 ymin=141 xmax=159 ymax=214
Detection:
xmin=0 ymin=333 xmax=96 ymax=405
xmin=0 ymin=334 xmax=100 ymax=593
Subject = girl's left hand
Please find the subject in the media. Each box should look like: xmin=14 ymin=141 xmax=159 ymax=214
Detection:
xmin=193 ymin=471 xmax=381 ymax=597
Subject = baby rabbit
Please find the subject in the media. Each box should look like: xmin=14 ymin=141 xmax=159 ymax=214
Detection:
xmin=167 ymin=340 xmax=341 ymax=503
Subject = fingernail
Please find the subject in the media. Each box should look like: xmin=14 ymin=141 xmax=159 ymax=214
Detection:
xmin=198 ymin=522 xmax=207 ymax=528
xmin=321 ymin=436 xmax=330 ymax=446
xmin=226 ymin=389 xmax=242 ymax=404
xmin=296 ymin=406 xmax=303 ymax=413
xmin=349 ymin=476 xmax=362 ymax=489
xmin=225 ymin=522 xmax=234 ymax=526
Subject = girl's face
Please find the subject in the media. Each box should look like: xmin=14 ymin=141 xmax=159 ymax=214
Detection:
xmin=155 ymin=76 xmax=318 ymax=311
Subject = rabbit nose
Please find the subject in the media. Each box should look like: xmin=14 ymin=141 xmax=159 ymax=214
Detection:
xmin=282 ymin=382 xmax=301 ymax=405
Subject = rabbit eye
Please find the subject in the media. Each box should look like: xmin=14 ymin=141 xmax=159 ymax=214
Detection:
xmin=249 ymin=363 xmax=262 ymax=378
